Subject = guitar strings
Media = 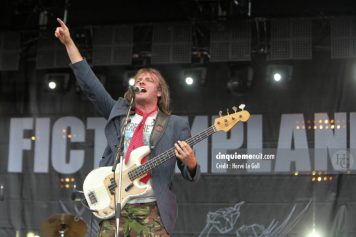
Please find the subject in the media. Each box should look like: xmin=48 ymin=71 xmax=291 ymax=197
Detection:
xmin=128 ymin=126 xmax=217 ymax=180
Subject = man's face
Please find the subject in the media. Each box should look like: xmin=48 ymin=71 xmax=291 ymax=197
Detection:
xmin=134 ymin=72 xmax=162 ymax=104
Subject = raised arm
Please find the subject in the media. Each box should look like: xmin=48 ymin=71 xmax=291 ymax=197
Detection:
xmin=54 ymin=18 xmax=83 ymax=64
xmin=54 ymin=18 xmax=115 ymax=118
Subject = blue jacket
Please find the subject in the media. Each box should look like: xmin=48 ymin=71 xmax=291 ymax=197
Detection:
xmin=70 ymin=60 xmax=200 ymax=234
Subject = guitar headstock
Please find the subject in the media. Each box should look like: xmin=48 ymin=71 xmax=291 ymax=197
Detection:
xmin=214 ymin=104 xmax=251 ymax=132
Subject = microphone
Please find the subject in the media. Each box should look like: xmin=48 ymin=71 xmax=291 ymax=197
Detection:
xmin=129 ymin=86 xmax=142 ymax=94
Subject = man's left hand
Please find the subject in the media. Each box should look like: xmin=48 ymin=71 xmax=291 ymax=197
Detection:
xmin=175 ymin=141 xmax=197 ymax=174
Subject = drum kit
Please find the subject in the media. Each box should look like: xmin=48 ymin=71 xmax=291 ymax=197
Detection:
xmin=40 ymin=213 xmax=87 ymax=237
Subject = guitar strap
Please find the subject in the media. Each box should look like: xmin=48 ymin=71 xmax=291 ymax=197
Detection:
xmin=149 ymin=110 xmax=170 ymax=152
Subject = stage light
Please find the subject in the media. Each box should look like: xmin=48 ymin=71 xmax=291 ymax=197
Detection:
xmin=182 ymin=67 xmax=206 ymax=87
xmin=60 ymin=176 xmax=77 ymax=189
xmin=0 ymin=184 xmax=4 ymax=201
xmin=48 ymin=81 xmax=57 ymax=90
xmin=185 ymin=76 xmax=194 ymax=85
xmin=44 ymin=73 xmax=70 ymax=93
xmin=128 ymin=78 xmax=135 ymax=86
xmin=311 ymin=170 xmax=334 ymax=184
xmin=26 ymin=232 xmax=37 ymax=237
xmin=26 ymin=232 xmax=34 ymax=237
xmin=307 ymin=228 xmax=321 ymax=237
xmin=273 ymin=73 xmax=282 ymax=82
xmin=123 ymin=70 xmax=137 ymax=88
xmin=266 ymin=65 xmax=293 ymax=83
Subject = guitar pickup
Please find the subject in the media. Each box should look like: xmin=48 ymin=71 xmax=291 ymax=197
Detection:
xmin=88 ymin=191 xmax=98 ymax=204
xmin=108 ymin=178 xmax=117 ymax=195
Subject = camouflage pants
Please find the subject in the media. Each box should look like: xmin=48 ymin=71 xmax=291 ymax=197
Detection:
xmin=98 ymin=202 xmax=169 ymax=237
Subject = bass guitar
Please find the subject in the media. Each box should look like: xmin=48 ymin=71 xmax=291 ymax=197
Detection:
xmin=83 ymin=105 xmax=250 ymax=219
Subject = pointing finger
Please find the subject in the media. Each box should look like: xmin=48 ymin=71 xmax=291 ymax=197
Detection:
xmin=56 ymin=18 xmax=67 ymax=28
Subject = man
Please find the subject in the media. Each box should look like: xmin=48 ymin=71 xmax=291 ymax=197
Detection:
xmin=54 ymin=18 xmax=200 ymax=236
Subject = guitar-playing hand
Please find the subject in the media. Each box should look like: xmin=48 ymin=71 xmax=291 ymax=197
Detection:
xmin=175 ymin=141 xmax=197 ymax=175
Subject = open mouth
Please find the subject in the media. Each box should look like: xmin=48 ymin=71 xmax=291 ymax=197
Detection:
xmin=140 ymin=88 xmax=147 ymax=93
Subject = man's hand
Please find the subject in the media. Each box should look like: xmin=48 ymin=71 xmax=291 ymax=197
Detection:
xmin=54 ymin=18 xmax=72 ymax=46
xmin=54 ymin=18 xmax=83 ymax=64
xmin=175 ymin=141 xmax=197 ymax=174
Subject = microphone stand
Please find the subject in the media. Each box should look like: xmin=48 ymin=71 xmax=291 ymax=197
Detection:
xmin=111 ymin=91 xmax=135 ymax=237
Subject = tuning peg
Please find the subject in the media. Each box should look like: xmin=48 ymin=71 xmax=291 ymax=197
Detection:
xmin=239 ymin=104 xmax=246 ymax=111
xmin=226 ymin=108 xmax=230 ymax=115
xmin=232 ymin=106 xmax=237 ymax=113
xmin=219 ymin=111 xmax=223 ymax=117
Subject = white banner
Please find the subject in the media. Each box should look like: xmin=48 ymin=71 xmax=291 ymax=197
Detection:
xmin=6 ymin=112 xmax=356 ymax=174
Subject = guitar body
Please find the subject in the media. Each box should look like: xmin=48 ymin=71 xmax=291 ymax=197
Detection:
xmin=83 ymin=146 xmax=151 ymax=219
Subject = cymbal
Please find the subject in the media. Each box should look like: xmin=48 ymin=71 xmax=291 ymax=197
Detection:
xmin=40 ymin=213 xmax=87 ymax=237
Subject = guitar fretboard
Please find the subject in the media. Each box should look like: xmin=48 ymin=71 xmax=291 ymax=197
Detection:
xmin=127 ymin=125 xmax=217 ymax=181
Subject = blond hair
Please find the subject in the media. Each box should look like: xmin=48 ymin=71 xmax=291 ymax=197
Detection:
xmin=124 ymin=68 xmax=171 ymax=115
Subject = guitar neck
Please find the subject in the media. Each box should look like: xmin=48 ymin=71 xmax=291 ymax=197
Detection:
xmin=128 ymin=125 xmax=217 ymax=181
